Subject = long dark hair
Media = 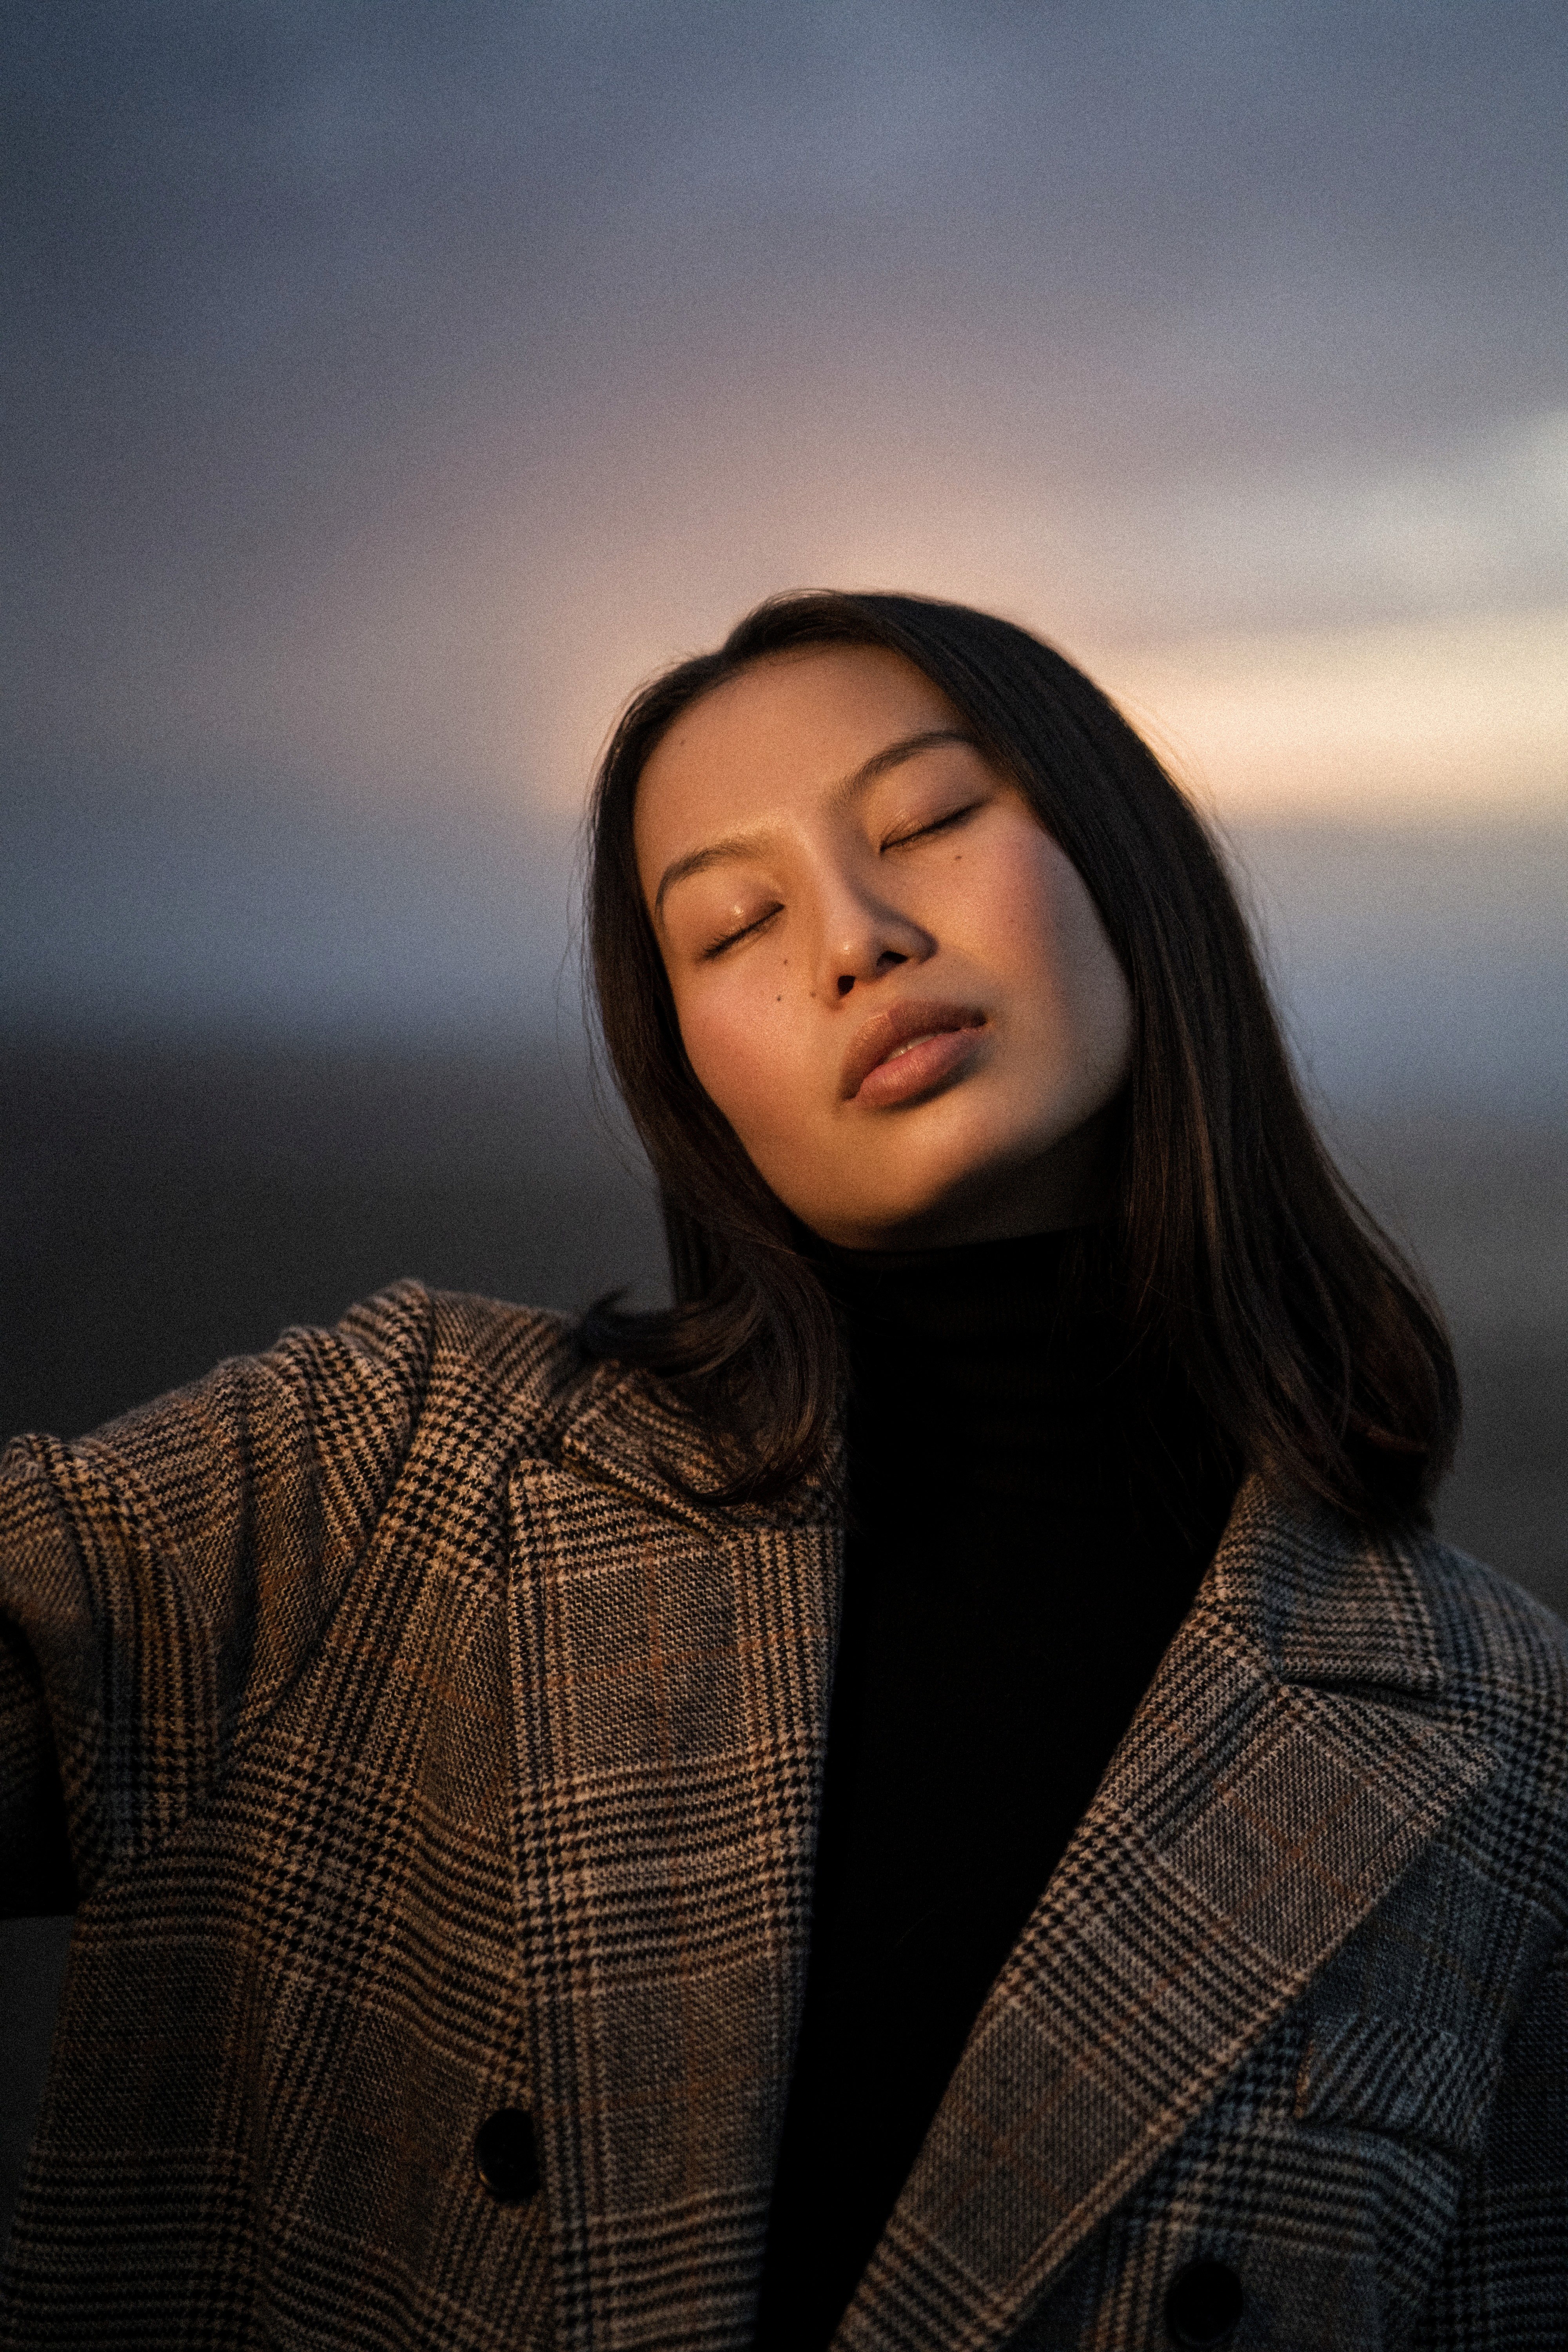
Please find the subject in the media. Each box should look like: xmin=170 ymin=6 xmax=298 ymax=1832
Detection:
xmin=581 ymin=589 xmax=1458 ymax=1525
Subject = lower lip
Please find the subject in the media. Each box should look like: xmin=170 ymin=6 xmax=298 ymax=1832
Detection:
xmin=856 ymin=1025 xmax=984 ymax=1108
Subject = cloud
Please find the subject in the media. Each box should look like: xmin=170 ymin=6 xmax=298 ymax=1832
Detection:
xmin=5 ymin=4 xmax=1567 ymax=832
xmin=1096 ymin=606 xmax=1568 ymax=820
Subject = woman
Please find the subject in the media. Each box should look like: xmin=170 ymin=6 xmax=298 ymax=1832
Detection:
xmin=1 ymin=591 xmax=1563 ymax=2352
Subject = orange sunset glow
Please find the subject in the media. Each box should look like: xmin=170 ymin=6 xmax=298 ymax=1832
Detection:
xmin=4 ymin=4 xmax=1563 ymax=1049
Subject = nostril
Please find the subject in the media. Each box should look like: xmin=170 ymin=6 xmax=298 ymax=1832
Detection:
xmin=837 ymin=975 xmax=855 ymax=996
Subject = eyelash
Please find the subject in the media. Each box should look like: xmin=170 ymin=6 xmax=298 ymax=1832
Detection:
xmin=701 ymin=906 xmax=782 ymax=960
xmin=881 ymin=800 xmax=980 ymax=852
xmin=699 ymin=804 xmax=982 ymax=958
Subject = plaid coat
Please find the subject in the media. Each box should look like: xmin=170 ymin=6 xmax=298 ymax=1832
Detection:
xmin=1 ymin=1281 xmax=1565 ymax=2351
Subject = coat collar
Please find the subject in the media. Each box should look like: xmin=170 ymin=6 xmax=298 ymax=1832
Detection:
xmin=552 ymin=1355 xmax=843 ymax=1534
xmin=1209 ymin=1475 xmax=1448 ymax=1695
xmin=511 ymin=1370 xmax=1492 ymax=2352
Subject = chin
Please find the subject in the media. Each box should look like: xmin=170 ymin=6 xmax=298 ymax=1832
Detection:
xmin=858 ymin=1124 xmax=1100 ymax=1248
xmin=803 ymin=1167 xmax=1013 ymax=1253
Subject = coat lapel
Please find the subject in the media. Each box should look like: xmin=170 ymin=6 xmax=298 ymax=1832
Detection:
xmin=504 ymin=1363 xmax=844 ymax=2352
xmin=505 ymin=1379 xmax=1495 ymax=2352
xmin=833 ymin=1477 xmax=1495 ymax=2352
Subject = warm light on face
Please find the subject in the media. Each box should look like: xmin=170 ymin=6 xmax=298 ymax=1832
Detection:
xmin=634 ymin=644 xmax=1134 ymax=1250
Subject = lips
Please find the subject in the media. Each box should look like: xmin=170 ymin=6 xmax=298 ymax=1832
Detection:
xmin=839 ymin=999 xmax=987 ymax=1102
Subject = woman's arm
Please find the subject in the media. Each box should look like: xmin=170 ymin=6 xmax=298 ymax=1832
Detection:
xmin=0 ymin=1282 xmax=434 ymax=1913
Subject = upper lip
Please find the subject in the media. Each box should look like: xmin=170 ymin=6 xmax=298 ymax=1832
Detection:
xmin=838 ymin=998 xmax=986 ymax=1100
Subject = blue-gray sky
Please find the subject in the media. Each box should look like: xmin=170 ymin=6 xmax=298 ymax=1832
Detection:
xmin=4 ymin=0 xmax=1566 ymax=1082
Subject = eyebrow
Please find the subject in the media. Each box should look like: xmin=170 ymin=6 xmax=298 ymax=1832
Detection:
xmin=652 ymin=727 xmax=977 ymax=921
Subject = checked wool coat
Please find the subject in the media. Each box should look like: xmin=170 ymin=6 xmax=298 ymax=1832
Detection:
xmin=1 ymin=1280 xmax=1566 ymax=2350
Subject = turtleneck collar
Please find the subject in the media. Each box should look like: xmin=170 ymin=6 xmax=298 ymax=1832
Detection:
xmin=819 ymin=1224 xmax=1111 ymax=1379
xmin=818 ymin=1221 xmax=1229 ymax=1538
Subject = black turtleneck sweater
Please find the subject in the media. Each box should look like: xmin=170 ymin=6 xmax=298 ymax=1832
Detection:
xmin=753 ymin=1230 xmax=1238 ymax=2348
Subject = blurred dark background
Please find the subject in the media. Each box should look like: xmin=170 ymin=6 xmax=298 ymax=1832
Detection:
xmin=4 ymin=0 xmax=1565 ymax=2258
xmin=5 ymin=1033 xmax=1563 ymax=1602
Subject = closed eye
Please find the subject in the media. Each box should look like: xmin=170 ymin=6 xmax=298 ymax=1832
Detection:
xmin=881 ymin=801 xmax=982 ymax=852
xmin=701 ymin=904 xmax=782 ymax=959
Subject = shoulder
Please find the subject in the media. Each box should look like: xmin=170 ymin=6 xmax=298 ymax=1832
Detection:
xmin=281 ymin=1278 xmax=592 ymax=1471
xmin=1410 ymin=1532 xmax=1568 ymax=1763
xmin=412 ymin=1280 xmax=593 ymax=1456
xmin=1227 ymin=1480 xmax=1568 ymax=1750
xmin=1387 ymin=1534 xmax=1568 ymax=1942
xmin=7 ymin=1280 xmax=590 ymax=1529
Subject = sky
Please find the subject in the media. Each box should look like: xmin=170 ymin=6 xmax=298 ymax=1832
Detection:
xmin=4 ymin=0 xmax=1566 ymax=1086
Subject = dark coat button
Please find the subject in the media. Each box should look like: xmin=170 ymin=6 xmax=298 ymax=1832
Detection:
xmin=1165 ymin=2259 xmax=1244 ymax=2348
xmin=474 ymin=2108 xmax=539 ymax=2204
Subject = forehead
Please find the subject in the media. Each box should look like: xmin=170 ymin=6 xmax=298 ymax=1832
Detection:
xmin=635 ymin=644 xmax=961 ymax=847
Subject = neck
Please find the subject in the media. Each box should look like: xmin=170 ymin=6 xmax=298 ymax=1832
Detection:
xmin=815 ymin=1105 xmax=1122 ymax=1252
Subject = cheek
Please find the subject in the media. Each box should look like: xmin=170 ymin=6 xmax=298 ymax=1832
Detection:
xmin=987 ymin=838 xmax=1133 ymax=1083
xmin=675 ymin=973 xmax=813 ymax=1155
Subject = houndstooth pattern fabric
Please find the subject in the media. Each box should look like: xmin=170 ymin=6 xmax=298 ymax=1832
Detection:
xmin=1 ymin=1283 xmax=1565 ymax=2350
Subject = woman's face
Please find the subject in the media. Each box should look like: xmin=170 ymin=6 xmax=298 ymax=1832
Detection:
xmin=634 ymin=644 xmax=1134 ymax=1250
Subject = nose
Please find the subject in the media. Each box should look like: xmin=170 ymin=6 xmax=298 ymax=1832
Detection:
xmin=820 ymin=877 xmax=935 ymax=1001
xmin=835 ymin=951 xmax=906 ymax=998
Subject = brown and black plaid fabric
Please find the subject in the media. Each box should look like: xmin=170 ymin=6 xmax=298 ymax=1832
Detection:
xmin=2 ymin=1283 xmax=1565 ymax=2349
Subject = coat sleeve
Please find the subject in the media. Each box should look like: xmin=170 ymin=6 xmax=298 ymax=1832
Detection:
xmin=1410 ymin=1937 xmax=1568 ymax=2348
xmin=0 ymin=1282 xmax=434 ymax=1914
